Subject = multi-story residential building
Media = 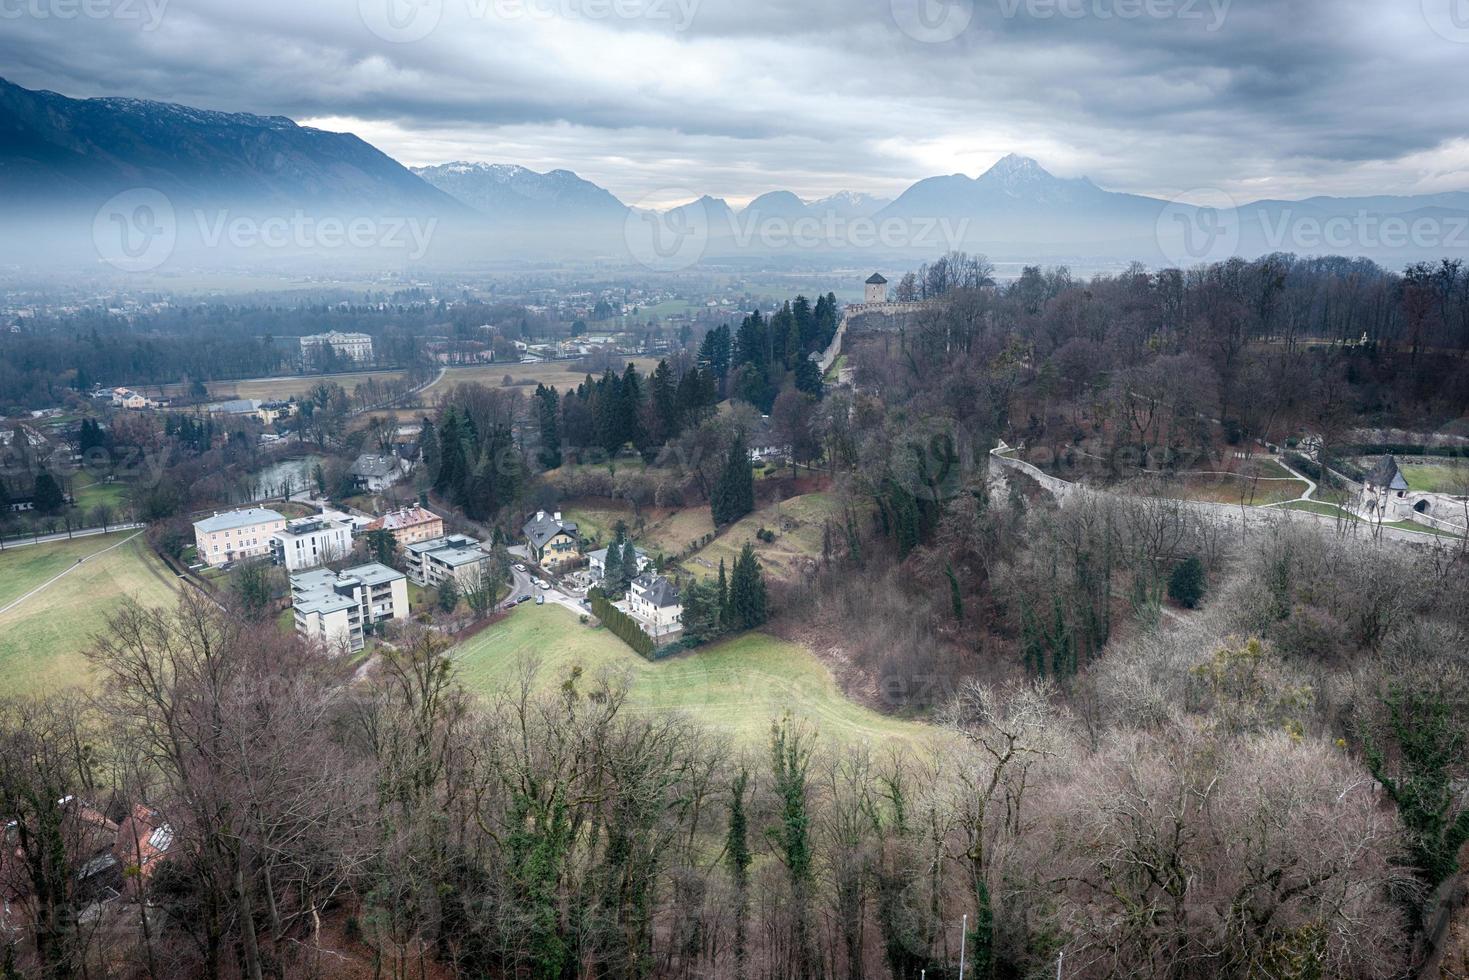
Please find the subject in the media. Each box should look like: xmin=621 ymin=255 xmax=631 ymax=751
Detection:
xmin=193 ymin=507 xmax=287 ymax=567
xmin=366 ymin=506 xmax=444 ymax=549
xmin=404 ymin=535 xmax=492 ymax=589
xmin=299 ymin=331 xmax=373 ymax=364
xmin=290 ymin=562 xmax=408 ymax=653
xmin=626 ymin=573 xmax=683 ymax=637
xmin=270 ymin=516 xmax=354 ymax=572
xmin=522 ymin=510 xmax=580 ymax=569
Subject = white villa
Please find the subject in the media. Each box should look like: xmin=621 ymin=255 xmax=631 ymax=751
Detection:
xmin=625 ymin=573 xmax=683 ymax=638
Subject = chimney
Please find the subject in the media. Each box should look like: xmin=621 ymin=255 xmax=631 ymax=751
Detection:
xmin=536 ymin=510 xmax=546 ymax=521
xmin=553 ymin=511 xmax=562 ymax=522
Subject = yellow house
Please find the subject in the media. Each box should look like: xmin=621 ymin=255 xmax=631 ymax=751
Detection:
xmin=193 ymin=507 xmax=286 ymax=566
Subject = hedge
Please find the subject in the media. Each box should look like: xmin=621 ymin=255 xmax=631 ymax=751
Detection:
xmin=590 ymin=592 xmax=656 ymax=658
xmin=1344 ymin=443 xmax=1469 ymax=460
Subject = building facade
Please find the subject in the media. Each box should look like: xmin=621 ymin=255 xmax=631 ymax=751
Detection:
xmin=864 ymin=272 xmax=888 ymax=304
xmin=404 ymin=534 xmax=492 ymax=589
xmin=193 ymin=508 xmax=287 ymax=567
xmin=299 ymin=331 xmax=373 ymax=364
xmin=523 ymin=510 xmax=581 ymax=569
xmin=271 ymin=516 xmax=354 ymax=572
xmin=368 ymin=506 xmax=444 ymax=549
xmin=351 ymin=453 xmax=403 ymax=492
xmin=626 ymin=573 xmax=683 ymax=637
xmin=587 ymin=544 xmax=651 ymax=580
xmin=290 ymin=562 xmax=408 ymax=653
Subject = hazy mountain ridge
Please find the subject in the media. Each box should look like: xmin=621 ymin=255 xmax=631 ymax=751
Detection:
xmin=1 ymin=77 xmax=1465 ymax=265
xmin=0 ymin=76 xmax=461 ymax=216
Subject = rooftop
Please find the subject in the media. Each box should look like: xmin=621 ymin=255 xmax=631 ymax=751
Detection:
xmin=632 ymin=573 xmax=680 ymax=608
xmin=194 ymin=507 xmax=285 ymax=534
xmin=523 ymin=510 xmax=579 ymax=550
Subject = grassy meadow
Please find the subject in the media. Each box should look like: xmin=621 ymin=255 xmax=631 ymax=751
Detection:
xmin=0 ymin=533 xmax=180 ymax=696
xmin=453 ymin=604 xmax=938 ymax=751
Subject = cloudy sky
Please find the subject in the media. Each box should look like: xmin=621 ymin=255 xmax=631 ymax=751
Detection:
xmin=3 ymin=0 xmax=1468 ymax=207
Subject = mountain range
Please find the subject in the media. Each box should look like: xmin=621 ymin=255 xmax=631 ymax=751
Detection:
xmin=2 ymin=76 xmax=1466 ymax=268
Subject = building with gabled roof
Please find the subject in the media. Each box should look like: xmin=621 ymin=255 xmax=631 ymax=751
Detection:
xmin=523 ymin=510 xmax=580 ymax=568
xmin=626 ymin=573 xmax=683 ymax=637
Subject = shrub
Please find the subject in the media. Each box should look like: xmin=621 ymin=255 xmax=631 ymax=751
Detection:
xmin=1168 ymin=555 xmax=1207 ymax=609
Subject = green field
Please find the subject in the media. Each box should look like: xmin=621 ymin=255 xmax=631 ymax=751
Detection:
xmin=71 ymin=480 xmax=130 ymax=515
xmin=564 ymin=500 xmax=717 ymax=558
xmin=1396 ymin=460 xmax=1469 ymax=494
xmin=0 ymin=533 xmax=180 ymax=696
xmin=686 ymin=493 xmax=838 ymax=582
xmin=453 ymin=604 xmax=939 ymax=750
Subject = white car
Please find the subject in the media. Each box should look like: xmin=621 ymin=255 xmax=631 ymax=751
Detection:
xmin=515 ymin=563 xmax=527 ymax=573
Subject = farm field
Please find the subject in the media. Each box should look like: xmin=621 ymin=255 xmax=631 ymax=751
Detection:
xmin=453 ymin=604 xmax=939 ymax=750
xmin=0 ymin=532 xmax=180 ymax=696
xmin=429 ymin=358 xmax=662 ymax=398
xmin=209 ymin=370 xmax=407 ymax=401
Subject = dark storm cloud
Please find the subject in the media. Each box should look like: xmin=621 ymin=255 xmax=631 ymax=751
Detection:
xmin=1 ymin=0 xmax=1466 ymax=203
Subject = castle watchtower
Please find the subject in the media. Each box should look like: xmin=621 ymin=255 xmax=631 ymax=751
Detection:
xmin=864 ymin=272 xmax=888 ymax=304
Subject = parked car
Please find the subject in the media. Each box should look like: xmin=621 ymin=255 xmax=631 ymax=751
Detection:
xmin=515 ymin=563 xmax=527 ymax=572
xmin=535 ymin=595 xmax=545 ymax=605
xmin=516 ymin=595 xmax=533 ymax=604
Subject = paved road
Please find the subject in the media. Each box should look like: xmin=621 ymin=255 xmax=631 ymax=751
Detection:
xmin=0 ymin=522 xmax=146 ymax=551
xmin=500 ymin=562 xmax=591 ymax=617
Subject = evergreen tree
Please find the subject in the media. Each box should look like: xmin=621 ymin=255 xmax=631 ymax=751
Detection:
xmin=793 ymin=357 xmax=824 ymax=399
xmin=726 ymin=770 xmax=753 ymax=980
xmin=649 ymin=360 xmax=678 ymax=445
xmin=717 ymin=558 xmax=729 ymax=628
xmin=621 ymin=538 xmax=640 ymax=583
xmin=534 ymin=384 xmax=562 ymax=470
xmin=32 ymin=472 xmax=65 ymax=514
xmin=712 ymin=433 xmax=755 ymax=527
xmin=728 ymin=543 xmax=768 ymax=631
xmin=1168 ymin=555 xmax=1207 ymax=609
xmin=434 ymin=409 xmax=466 ymax=496
xmin=1365 ymin=683 xmax=1469 ymax=888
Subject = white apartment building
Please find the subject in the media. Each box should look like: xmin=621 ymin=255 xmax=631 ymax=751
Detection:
xmin=403 ymin=534 xmax=492 ymax=589
xmin=271 ymin=516 xmax=354 ymax=572
xmin=193 ymin=508 xmax=287 ymax=567
xmin=299 ymin=331 xmax=373 ymax=364
xmin=290 ymin=562 xmax=408 ymax=653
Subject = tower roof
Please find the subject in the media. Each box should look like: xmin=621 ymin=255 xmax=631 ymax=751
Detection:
xmin=865 ymin=272 xmax=888 ymax=285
